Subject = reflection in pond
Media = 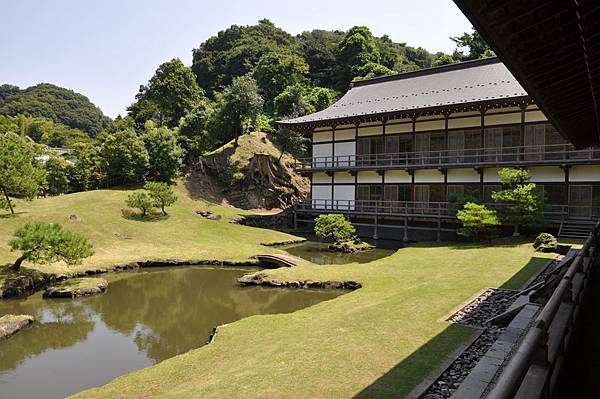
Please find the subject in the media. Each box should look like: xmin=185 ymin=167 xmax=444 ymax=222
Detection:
xmin=280 ymin=241 xmax=396 ymax=265
xmin=0 ymin=266 xmax=341 ymax=399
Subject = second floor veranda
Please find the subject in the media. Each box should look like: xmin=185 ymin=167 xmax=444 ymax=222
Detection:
xmin=295 ymin=144 xmax=600 ymax=172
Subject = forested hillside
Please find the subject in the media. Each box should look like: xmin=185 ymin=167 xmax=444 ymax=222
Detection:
xmin=0 ymin=20 xmax=491 ymax=206
xmin=0 ymin=83 xmax=111 ymax=136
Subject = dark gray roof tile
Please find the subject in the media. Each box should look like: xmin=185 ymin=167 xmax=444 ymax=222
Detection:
xmin=278 ymin=57 xmax=527 ymax=126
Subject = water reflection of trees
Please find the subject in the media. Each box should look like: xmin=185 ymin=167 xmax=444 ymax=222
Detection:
xmin=0 ymin=303 xmax=93 ymax=373
xmin=88 ymin=268 xmax=338 ymax=362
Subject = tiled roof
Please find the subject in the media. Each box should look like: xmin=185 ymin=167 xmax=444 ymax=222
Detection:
xmin=278 ymin=57 xmax=528 ymax=126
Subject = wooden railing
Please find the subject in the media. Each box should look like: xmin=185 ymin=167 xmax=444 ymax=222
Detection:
xmin=486 ymin=221 xmax=600 ymax=399
xmin=295 ymin=200 xmax=584 ymax=221
xmin=296 ymin=144 xmax=600 ymax=170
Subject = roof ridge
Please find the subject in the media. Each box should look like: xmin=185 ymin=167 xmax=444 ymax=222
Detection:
xmin=350 ymin=57 xmax=501 ymax=88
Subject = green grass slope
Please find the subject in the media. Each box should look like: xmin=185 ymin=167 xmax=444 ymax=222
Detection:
xmin=0 ymin=183 xmax=300 ymax=279
xmin=72 ymin=238 xmax=554 ymax=399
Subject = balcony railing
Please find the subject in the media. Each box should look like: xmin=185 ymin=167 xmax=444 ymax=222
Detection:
xmin=296 ymin=144 xmax=600 ymax=170
xmin=296 ymin=199 xmax=599 ymax=221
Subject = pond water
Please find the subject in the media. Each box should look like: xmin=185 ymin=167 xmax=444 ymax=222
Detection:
xmin=280 ymin=241 xmax=396 ymax=265
xmin=0 ymin=266 xmax=341 ymax=399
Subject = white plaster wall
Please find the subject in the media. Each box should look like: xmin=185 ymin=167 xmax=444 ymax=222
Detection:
xmin=483 ymin=168 xmax=502 ymax=183
xmin=313 ymin=143 xmax=333 ymax=167
xmin=447 ymin=168 xmax=480 ymax=183
xmin=357 ymin=171 xmax=382 ymax=183
xmin=312 ymin=172 xmax=332 ymax=184
xmin=570 ymin=165 xmax=600 ymax=182
xmin=525 ymin=111 xmax=547 ymax=123
xmin=334 ymin=141 xmax=355 ymax=167
xmin=386 ymin=122 xmax=412 ymax=134
xmin=311 ymin=185 xmax=332 ymax=209
xmin=333 ymin=185 xmax=355 ymax=210
xmin=313 ymin=131 xmax=333 ymax=143
xmin=334 ymin=172 xmax=355 ymax=184
xmin=384 ymin=170 xmax=412 ymax=183
xmin=448 ymin=116 xmax=480 ymax=129
xmin=414 ymin=169 xmax=444 ymax=183
xmin=358 ymin=124 xmax=383 ymax=137
xmin=335 ymin=129 xmax=355 ymax=141
xmin=337 ymin=124 xmax=355 ymax=130
xmin=415 ymin=119 xmax=445 ymax=132
xmin=528 ymin=166 xmax=565 ymax=182
xmin=484 ymin=112 xmax=521 ymax=126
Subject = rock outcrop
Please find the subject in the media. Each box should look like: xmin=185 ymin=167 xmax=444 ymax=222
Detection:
xmin=0 ymin=314 xmax=35 ymax=339
xmin=44 ymin=278 xmax=108 ymax=298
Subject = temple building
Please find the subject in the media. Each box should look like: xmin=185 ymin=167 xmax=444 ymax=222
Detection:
xmin=278 ymin=57 xmax=600 ymax=241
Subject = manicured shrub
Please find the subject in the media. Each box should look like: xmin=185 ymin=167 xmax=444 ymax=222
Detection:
xmin=126 ymin=192 xmax=155 ymax=217
xmin=9 ymin=221 xmax=94 ymax=271
xmin=533 ymin=232 xmax=558 ymax=252
xmin=144 ymin=181 xmax=177 ymax=215
xmin=314 ymin=214 xmax=356 ymax=243
xmin=457 ymin=202 xmax=501 ymax=241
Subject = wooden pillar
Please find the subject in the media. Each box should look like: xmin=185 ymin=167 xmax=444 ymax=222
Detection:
xmin=437 ymin=218 xmax=441 ymax=242
xmin=480 ymin=109 xmax=486 ymax=161
xmin=331 ymin=125 xmax=336 ymax=168
xmin=373 ymin=215 xmax=379 ymax=240
xmin=403 ymin=216 xmax=409 ymax=242
xmin=519 ymin=104 xmax=526 ymax=161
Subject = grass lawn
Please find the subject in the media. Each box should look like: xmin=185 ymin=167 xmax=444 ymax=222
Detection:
xmin=71 ymin=238 xmax=554 ymax=399
xmin=0 ymin=183 xmax=299 ymax=291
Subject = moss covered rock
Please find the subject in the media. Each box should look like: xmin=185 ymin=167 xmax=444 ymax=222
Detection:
xmin=0 ymin=314 xmax=35 ymax=339
xmin=44 ymin=277 xmax=108 ymax=298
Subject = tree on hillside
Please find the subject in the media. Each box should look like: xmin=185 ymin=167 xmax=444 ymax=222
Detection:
xmin=353 ymin=62 xmax=397 ymax=80
xmin=451 ymin=28 xmax=495 ymax=60
xmin=432 ymin=53 xmax=458 ymax=67
xmin=298 ymin=29 xmax=344 ymax=88
xmin=220 ymin=75 xmax=264 ymax=146
xmin=253 ymin=52 xmax=309 ymax=109
xmin=142 ymin=123 xmax=184 ymax=182
xmin=403 ymin=46 xmax=434 ymax=69
xmin=70 ymin=143 xmax=107 ymax=191
xmin=100 ymin=129 xmax=149 ymax=184
xmin=0 ymin=133 xmax=46 ymax=214
xmin=178 ymin=100 xmax=217 ymax=159
xmin=492 ymin=168 xmax=545 ymax=235
xmin=336 ymin=26 xmax=381 ymax=89
xmin=129 ymin=58 xmax=204 ymax=128
xmin=273 ymin=84 xmax=336 ymax=118
xmin=0 ymin=83 xmax=111 ymax=136
xmin=9 ymin=221 xmax=94 ymax=271
xmin=273 ymin=127 xmax=309 ymax=162
xmin=144 ymin=181 xmax=177 ymax=215
xmin=192 ymin=19 xmax=297 ymax=95
xmin=376 ymin=35 xmax=405 ymax=71
xmin=44 ymin=156 xmax=73 ymax=195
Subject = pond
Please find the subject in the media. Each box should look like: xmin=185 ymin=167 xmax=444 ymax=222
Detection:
xmin=0 ymin=266 xmax=342 ymax=399
xmin=280 ymin=241 xmax=396 ymax=265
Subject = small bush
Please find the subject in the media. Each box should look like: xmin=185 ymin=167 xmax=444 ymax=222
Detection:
xmin=533 ymin=232 xmax=558 ymax=252
xmin=126 ymin=192 xmax=155 ymax=217
xmin=314 ymin=214 xmax=356 ymax=243
xmin=457 ymin=202 xmax=501 ymax=241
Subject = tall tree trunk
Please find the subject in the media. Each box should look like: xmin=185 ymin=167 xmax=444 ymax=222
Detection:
xmin=11 ymin=253 xmax=27 ymax=271
xmin=233 ymin=124 xmax=240 ymax=147
xmin=278 ymin=149 xmax=285 ymax=163
xmin=1 ymin=186 xmax=14 ymax=214
xmin=161 ymin=203 xmax=167 ymax=216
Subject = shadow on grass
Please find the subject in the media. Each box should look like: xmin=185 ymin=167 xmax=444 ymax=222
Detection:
xmin=353 ymin=323 xmax=475 ymax=399
xmin=121 ymin=209 xmax=170 ymax=222
xmin=352 ymin=255 xmax=551 ymax=398
xmin=0 ymin=212 xmax=27 ymax=219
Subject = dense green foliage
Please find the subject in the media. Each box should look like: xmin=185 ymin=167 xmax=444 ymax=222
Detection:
xmin=44 ymin=156 xmax=73 ymax=195
xmin=451 ymin=28 xmax=495 ymax=61
xmin=492 ymin=168 xmax=546 ymax=233
xmin=0 ymin=133 xmax=46 ymax=214
xmin=218 ymin=75 xmax=264 ymax=145
xmin=142 ymin=122 xmax=184 ymax=182
xmin=273 ymin=128 xmax=309 ymax=161
xmin=457 ymin=202 xmax=500 ymax=241
xmin=0 ymin=84 xmax=111 ymax=136
xmin=100 ymin=129 xmax=149 ymax=184
xmin=144 ymin=181 xmax=177 ymax=215
xmin=126 ymin=192 xmax=155 ymax=217
xmin=0 ymin=114 xmax=92 ymax=148
xmin=314 ymin=214 xmax=357 ymax=243
xmin=533 ymin=232 xmax=558 ymax=252
xmin=129 ymin=59 xmax=204 ymax=128
xmin=9 ymin=221 xmax=94 ymax=270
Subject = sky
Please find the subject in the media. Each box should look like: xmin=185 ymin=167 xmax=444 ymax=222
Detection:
xmin=0 ymin=0 xmax=472 ymax=118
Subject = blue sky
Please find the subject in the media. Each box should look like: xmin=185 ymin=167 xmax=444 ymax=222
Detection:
xmin=1 ymin=0 xmax=472 ymax=118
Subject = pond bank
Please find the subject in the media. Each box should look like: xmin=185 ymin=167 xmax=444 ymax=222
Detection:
xmin=238 ymin=271 xmax=362 ymax=290
xmin=0 ymin=258 xmax=259 ymax=299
